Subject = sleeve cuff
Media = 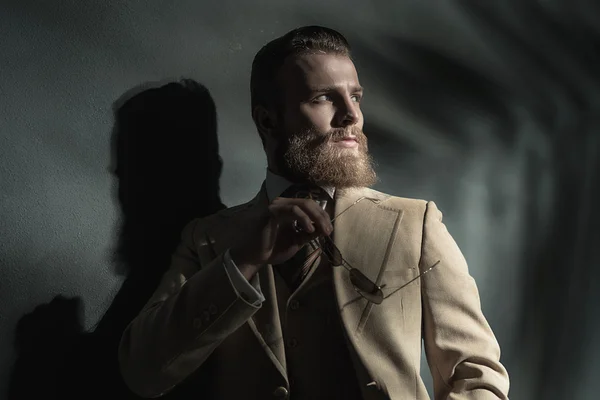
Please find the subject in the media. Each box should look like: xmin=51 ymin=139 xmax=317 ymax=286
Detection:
xmin=223 ymin=248 xmax=266 ymax=306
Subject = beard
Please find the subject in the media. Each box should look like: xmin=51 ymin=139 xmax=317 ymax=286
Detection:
xmin=274 ymin=125 xmax=378 ymax=189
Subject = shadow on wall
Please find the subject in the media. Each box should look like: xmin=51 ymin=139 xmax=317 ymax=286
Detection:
xmin=8 ymin=79 xmax=226 ymax=400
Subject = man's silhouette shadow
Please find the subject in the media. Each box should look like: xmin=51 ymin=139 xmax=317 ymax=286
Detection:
xmin=8 ymin=79 xmax=225 ymax=399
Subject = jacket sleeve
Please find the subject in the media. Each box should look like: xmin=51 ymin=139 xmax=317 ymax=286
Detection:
xmin=118 ymin=218 xmax=262 ymax=398
xmin=420 ymin=201 xmax=510 ymax=399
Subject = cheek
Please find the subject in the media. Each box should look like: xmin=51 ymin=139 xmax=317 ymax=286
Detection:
xmin=281 ymin=111 xmax=311 ymax=133
xmin=355 ymin=106 xmax=364 ymax=125
xmin=281 ymin=107 xmax=304 ymax=131
xmin=299 ymin=105 xmax=332 ymax=132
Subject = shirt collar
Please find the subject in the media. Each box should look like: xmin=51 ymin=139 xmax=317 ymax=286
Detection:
xmin=265 ymin=168 xmax=335 ymax=203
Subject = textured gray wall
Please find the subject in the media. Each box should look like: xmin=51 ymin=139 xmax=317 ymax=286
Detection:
xmin=2 ymin=0 xmax=599 ymax=399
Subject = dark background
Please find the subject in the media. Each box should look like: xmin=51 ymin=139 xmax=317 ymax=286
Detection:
xmin=1 ymin=1 xmax=599 ymax=399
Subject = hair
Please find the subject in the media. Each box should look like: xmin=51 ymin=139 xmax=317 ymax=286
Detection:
xmin=250 ymin=26 xmax=352 ymax=114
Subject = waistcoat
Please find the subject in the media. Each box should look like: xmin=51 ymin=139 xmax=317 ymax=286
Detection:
xmin=273 ymin=246 xmax=364 ymax=400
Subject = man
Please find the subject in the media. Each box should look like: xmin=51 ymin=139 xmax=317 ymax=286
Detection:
xmin=119 ymin=26 xmax=510 ymax=399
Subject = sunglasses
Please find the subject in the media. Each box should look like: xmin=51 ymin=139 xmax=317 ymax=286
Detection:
xmin=305 ymin=196 xmax=441 ymax=304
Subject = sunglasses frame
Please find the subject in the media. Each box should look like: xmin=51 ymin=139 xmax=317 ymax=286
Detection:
xmin=306 ymin=196 xmax=441 ymax=304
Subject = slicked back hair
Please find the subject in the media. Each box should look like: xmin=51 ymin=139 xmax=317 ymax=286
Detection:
xmin=250 ymin=26 xmax=352 ymax=116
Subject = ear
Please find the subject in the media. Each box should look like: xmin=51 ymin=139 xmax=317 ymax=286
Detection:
xmin=252 ymin=105 xmax=278 ymax=144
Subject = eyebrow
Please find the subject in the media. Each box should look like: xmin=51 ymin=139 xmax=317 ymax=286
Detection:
xmin=309 ymin=84 xmax=364 ymax=93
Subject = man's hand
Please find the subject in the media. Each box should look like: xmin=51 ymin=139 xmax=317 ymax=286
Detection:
xmin=229 ymin=196 xmax=333 ymax=278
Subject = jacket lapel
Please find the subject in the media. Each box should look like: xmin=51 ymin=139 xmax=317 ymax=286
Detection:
xmin=202 ymin=184 xmax=404 ymax=386
xmin=331 ymin=187 xmax=405 ymax=335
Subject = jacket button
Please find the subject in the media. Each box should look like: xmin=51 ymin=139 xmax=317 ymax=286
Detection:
xmin=193 ymin=317 xmax=202 ymax=330
xmin=272 ymin=386 xmax=289 ymax=398
xmin=202 ymin=310 xmax=211 ymax=323
xmin=287 ymin=338 xmax=298 ymax=348
xmin=208 ymin=304 xmax=218 ymax=314
xmin=366 ymin=380 xmax=379 ymax=389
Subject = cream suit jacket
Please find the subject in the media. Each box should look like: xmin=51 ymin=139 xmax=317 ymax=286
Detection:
xmin=119 ymin=184 xmax=510 ymax=399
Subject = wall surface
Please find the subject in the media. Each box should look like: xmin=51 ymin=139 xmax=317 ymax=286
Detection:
xmin=1 ymin=0 xmax=599 ymax=399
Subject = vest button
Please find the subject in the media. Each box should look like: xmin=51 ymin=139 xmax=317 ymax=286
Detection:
xmin=289 ymin=300 xmax=300 ymax=310
xmin=287 ymin=338 xmax=298 ymax=348
xmin=272 ymin=386 xmax=289 ymax=398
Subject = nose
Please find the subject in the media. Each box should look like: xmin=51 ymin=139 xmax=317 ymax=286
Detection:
xmin=336 ymin=99 xmax=360 ymax=128
xmin=341 ymin=109 xmax=359 ymax=127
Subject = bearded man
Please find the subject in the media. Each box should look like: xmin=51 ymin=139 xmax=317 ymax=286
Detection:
xmin=119 ymin=26 xmax=510 ymax=400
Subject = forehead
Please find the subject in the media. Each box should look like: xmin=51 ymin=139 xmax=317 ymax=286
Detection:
xmin=277 ymin=53 xmax=360 ymax=95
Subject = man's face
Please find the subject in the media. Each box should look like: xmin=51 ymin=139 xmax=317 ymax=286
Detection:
xmin=269 ymin=53 xmax=377 ymax=189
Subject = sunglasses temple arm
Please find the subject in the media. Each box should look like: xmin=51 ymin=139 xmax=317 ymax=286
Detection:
xmin=330 ymin=196 xmax=381 ymax=224
xmin=384 ymin=260 xmax=442 ymax=296
xmin=321 ymin=234 xmax=441 ymax=284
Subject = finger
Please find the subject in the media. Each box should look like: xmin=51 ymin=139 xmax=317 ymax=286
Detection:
xmin=299 ymin=198 xmax=332 ymax=235
xmin=288 ymin=200 xmax=331 ymax=235
xmin=274 ymin=198 xmax=332 ymax=235
xmin=293 ymin=229 xmax=321 ymax=247
xmin=269 ymin=203 xmax=315 ymax=233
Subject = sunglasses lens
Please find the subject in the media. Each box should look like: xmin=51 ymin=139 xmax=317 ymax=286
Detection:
xmin=349 ymin=269 xmax=383 ymax=304
xmin=330 ymin=245 xmax=343 ymax=266
xmin=322 ymin=238 xmax=343 ymax=266
xmin=321 ymin=237 xmax=383 ymax=304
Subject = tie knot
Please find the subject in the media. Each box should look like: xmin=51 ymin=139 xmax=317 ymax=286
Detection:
xmin=282 ymin=184 xmax=328 ymax=202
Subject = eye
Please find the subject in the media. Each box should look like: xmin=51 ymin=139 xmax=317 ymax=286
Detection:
xmin=351 ymin=94 xmax=362 ymax=102
xmin=313 ymin=94 xmax=331 ymax=102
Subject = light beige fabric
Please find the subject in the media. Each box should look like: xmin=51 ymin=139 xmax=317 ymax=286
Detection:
xmin=118 ymin=184 xmax=510 ymax=399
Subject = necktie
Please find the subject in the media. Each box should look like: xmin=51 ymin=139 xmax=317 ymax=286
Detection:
xmin=275 ymin=184 xmax=330 ymax=292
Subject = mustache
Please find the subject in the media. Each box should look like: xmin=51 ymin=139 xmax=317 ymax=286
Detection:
xmin=283 ymin=126 xmax=367 ymax=150
xmin=328 ymin=126 xmax=364 ymax=141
